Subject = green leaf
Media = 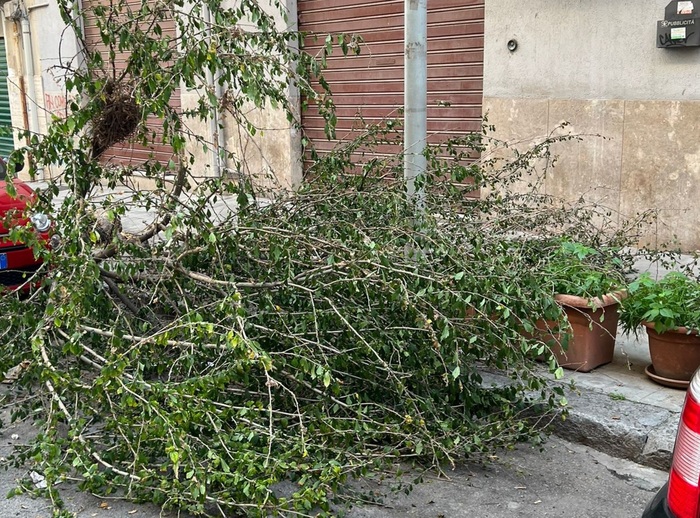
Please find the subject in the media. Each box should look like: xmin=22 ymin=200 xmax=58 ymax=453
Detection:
xmin=441 ymin=326 xmax=450 ymax=341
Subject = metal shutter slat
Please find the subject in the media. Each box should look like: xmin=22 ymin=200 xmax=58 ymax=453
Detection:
xmin=298 ymin=0 xmax=485 ymax=170
xmin=81 ymin=0 xmax=179 ymax=166
xmin=0 ymin=39 xmax=15 ymax=157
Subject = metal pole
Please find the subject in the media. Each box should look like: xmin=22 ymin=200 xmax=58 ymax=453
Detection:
xmin=404 ymin=0 xmax=427 ymax=210
xmin=202 ymin=3 xmax=223 ymax=177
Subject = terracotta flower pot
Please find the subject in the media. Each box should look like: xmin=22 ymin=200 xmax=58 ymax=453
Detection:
xmin=644 ymin=322 xmax=700 ymax=382
xmin=537 ymin=291 xmax=625 ymax=373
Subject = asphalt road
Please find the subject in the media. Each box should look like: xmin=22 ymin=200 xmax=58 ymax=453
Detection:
xmin=347 ymin=436 xmax=666 ymax=518
xmin=0 ymin=415 xmax=666 ymax=518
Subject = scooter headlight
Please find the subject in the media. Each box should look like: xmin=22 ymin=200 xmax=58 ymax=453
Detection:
xmin=30 ymin=212 xmax=51 ymax=232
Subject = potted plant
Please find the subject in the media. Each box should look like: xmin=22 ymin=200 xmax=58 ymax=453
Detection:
xmin=537 ymin=241 xmax=627 ymax=372
xmin=619 ymin=272 xmax=700 ymax=386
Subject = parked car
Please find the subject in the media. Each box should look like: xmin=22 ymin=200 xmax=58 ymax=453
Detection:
xmin=0 ymin=157 xmax=52 ymax=291
xmin=642 ymin=368 xmax=700 ymax=517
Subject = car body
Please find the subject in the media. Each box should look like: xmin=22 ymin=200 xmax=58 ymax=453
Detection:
xmin=0 ymin=178 xmax=51 ymax=291
xmin=642 ymin=371 xmax=700 ymax=518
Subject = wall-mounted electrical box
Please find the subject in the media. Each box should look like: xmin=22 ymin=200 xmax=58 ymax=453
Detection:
xmin=658 ymin=1 xmax=700 ymax=47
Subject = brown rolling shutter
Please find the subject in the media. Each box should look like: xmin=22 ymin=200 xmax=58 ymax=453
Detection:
xmin=298 ymin=0 xmax=484 ymax=157
xmin=82 ymin=0 xmax=180 ymax=166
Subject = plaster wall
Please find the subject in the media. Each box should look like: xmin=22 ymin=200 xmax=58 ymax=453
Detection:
xmin=34 ymin=1 xmax=78 ymax=121
xmin=213 ymin=0 xmax=302 ymax=189
xmin=484 ymin=0 xmax=700 ymax=250
xmin=0 ymin=1 xmax=78 ymax=179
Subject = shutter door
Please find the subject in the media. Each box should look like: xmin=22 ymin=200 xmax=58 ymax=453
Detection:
xmin=298 ymin=0 xmax=484 ymax=158
xmin=82 ymin=0 xmax=180 ymax=166
xmin=0 ymin=39 xmax=15 ymax=158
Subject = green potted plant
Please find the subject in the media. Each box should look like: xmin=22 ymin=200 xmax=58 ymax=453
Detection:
xmin=619 ymin=272 xmax=700 ymax=386
xmin=537 ymin=241 xmax=627 ymax=372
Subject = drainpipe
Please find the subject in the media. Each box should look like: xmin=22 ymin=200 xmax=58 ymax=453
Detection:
xmin=214 ymin=74 xmax=225 ymax=174
xmin=404 ymin=0 xmax=427 ymax=212
xmin=202 ymin=4 xmax=225 ymax=177
xmin=19 ymin=4 xmax=42 ymax=179
xmin=73 ymin=0 xmax=86 ymax=56
xmin=286 ymin=0 xmax=303 ymax=189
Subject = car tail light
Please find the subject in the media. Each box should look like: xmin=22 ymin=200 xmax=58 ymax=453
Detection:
xmin=668 ymin=374 xmax=700 ymax=518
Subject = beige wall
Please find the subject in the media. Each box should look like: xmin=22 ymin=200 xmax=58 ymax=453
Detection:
xmin=222 ymin=100 xmax=303 ymax=192
xmin=484 ymin=0 xmax=700 ymax=251
xmin=186 ymin=0 xmax=303 ymax=191
xmin=1 ymin=1 xmax=75 ymax=180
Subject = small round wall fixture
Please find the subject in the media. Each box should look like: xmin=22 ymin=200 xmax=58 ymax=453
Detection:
xmin=507 ymin=39 xmax=518 ymax=52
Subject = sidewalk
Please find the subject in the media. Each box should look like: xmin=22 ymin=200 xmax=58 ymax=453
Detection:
xmin=535 ymin=255 xmax=699 ymax=471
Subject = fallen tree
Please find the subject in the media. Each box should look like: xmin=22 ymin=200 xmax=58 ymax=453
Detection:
xmin=0 ymin=1 xmax=648 ymax=516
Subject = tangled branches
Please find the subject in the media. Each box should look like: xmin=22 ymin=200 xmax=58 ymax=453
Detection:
xmin=0 ymin=125 xmax=649 ymax=516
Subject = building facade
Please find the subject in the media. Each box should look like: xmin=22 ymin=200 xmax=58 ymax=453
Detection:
xmin=3 ymin=1 xmax=700 ymax=249
xmin=0 ymin=0 xmax=301 ymax=189
xmin=483 ymin=0 xmax=700 ymax=250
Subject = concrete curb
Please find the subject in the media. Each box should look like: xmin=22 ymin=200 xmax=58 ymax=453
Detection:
xmin=548 ymin=386 xmax=678 ymax=471
xmin=482 ymin=370 xmax=680 ymax=471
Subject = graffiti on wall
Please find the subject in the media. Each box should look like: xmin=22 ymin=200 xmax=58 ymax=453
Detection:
xmin=44 ymin=92 xmax=67 ymax=118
